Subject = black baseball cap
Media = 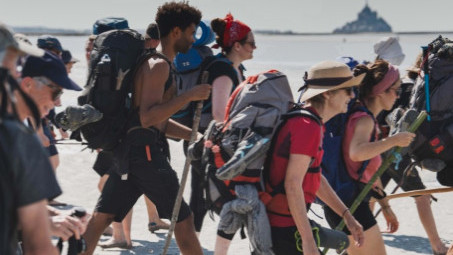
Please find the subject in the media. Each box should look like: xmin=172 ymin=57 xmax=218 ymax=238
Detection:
xmin=21 ymin=52 xmax=82 ymax=91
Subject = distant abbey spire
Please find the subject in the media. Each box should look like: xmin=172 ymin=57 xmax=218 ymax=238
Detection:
xmin=333 ymin=3 xmax=392 ymax=33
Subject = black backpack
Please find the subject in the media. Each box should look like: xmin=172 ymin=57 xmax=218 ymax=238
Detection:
xmin=172 ymin=47 xmax=229 ymax=129
xmin=77 ymin=29 xmax=151 ymax=151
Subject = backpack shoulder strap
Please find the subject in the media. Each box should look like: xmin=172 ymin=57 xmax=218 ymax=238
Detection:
xmin=348 ymin=104 xmax=376 ymax=181
xmin=264 ymin=106 xmax=323 ymax=192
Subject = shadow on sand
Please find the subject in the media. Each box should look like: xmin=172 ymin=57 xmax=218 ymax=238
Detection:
xmin=97 ymin=232 xmax=213 ymax=255
xmin=383 ymin=234 xmax=432 ymax=254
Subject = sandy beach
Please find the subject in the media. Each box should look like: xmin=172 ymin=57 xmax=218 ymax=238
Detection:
xmin=46 ymin=33 xmax=453 ymax=254
xmin=54 ymin=135 xmax=453 ymax=255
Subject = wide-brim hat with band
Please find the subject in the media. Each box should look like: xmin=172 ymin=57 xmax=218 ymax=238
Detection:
xmin=0 ymin=23 xmax=44 ymax=57
xmin=299 ymin=60 xmax=365 ymax=102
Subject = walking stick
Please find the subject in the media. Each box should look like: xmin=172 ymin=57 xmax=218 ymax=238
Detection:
xmin=322 ymin=111 xmax=427 ymax=255
xmin=162 ymin=71 xmax=209 ymax=255
xmin=422 ymin=46 xmax=431 ymax=121
xmin=374 ymin=162 xmax=416 ymax=218
xmin=372 ymin=187 xmax=453 ymax=201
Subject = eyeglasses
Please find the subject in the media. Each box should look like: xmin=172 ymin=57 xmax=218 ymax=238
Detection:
xmin=344 ymin=87 xmax=354 ymax=95
xmin=33 ymin=76 xmax=64 ymax=101
xmin=388 ymin=87 xmax=402 ymax=96
xmin=244 ymin=41 xmax=256 ymax=48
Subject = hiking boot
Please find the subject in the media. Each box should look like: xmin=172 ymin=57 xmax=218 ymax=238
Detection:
xmin=55 ymin=104 xmax=103 ymax=131
xmin=215 ymin=132 xmax=270 ymax=180
xmin=392 ymin=109 xmax=419 ymax=156
xmin=187 ymin=136 xmax=204 ymax=161
xmin=396 ymin=109 xmax=419 ymax=133
xmin=420 ymin=158 xmax=446 ymax=172
xmin=386 ymin=107 xmax=404 ymax=135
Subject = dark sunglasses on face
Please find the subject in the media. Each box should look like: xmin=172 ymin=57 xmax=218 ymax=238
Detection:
xmin=244 ymin=41 xmax=256 ymax=48
xmin=343 ymin=87 xmax=354 ymax=95
xmin=33 ymin=77 xmax=64 ymax=101
xmin=388 ymin=87 xmax=402 ymax=96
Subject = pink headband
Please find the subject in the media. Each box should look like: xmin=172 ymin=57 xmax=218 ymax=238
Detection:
xmin=371 ymin=64 xmax=400 ymax=96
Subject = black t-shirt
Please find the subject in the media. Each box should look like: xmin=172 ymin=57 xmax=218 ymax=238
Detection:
xmin=200 ymin=55 xmax=245 ymax=117
xmin=0 ymin=118 xmax=62 ymax=255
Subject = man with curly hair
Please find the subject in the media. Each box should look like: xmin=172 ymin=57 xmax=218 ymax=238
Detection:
xmin=81 ymin=2 xmax=210 ymax=254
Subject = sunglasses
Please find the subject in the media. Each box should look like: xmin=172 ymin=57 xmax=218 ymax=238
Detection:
xmin=33 ymin=76 xmax=64 ymax=101
xmin=388 ymin=87 xmax=402 ymax=96
xmin=343 ymin=87 xmax=354 ymax=95
xmin=244 ymin=41 xmax=256 ymax=48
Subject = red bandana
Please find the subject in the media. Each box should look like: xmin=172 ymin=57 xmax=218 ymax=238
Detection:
xmin=220 ymin=13 xmax=251 ymax=48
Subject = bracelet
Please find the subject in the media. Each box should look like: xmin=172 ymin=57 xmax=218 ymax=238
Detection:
xmin=342 ymin=208 xmax=350 ymax=218
xmin=381 ymin=205 xmax=391 ymax=210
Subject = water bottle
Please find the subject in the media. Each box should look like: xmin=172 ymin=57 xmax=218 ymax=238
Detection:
xmin=96 ymin=53 xmax=112 ymax=91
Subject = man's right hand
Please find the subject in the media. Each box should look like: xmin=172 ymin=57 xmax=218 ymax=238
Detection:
xmin=50 ymin=215 xmax=86 ymax=241
xmin=188 ymin=84 xmax=212 ymax=101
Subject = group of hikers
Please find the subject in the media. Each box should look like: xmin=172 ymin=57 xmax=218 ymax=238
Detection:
xmin=2 ymin=1 xmax=453 ymax=255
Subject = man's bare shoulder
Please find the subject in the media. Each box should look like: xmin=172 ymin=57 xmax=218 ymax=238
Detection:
xmin=144 ymin=56 xmax=170 ymax=74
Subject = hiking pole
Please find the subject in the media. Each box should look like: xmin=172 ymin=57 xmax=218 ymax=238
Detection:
xmin=374 ymin=162 xmax=416 ymax=218
xmin=162 ymin=71 xmax=209 ymax=255
xmin=371 ymin=187 xmax=453 ymax=201
xmin=422 ymin=46 xmax=431 ymax=122
xmin=322 ymin=111 xmax=427 ymax=255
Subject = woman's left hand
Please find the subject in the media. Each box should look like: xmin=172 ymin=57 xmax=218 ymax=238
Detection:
xmin=344 ymin=211 xmax=364 ymax=247
xmin=381 ymin=206 xmax=399 ymax=233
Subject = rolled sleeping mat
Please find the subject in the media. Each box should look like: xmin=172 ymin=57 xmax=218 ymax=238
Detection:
xmin=193 ymin=20 xmax=215 ymax=47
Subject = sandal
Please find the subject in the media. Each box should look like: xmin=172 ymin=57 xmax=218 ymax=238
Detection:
xmin=148 ymin=221 xmax=170 ymax=233
xmin=98 ymin=239 xmax=132 ymax=250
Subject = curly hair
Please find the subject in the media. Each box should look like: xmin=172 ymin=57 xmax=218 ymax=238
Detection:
xmin=155 ymin=2 xmax=202 ymax=38
xmin=211 ymin=18 xmax=247 ymax=54
xmin=353 ymin=60 xmax=390 ymax=100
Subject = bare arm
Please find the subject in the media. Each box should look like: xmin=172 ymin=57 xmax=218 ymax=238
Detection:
xmin=285 ymin=154 xmax=319 ymax=255
xmin=18 ymin=200 xmax=58 ymax=255
xmin=211 ymin=76 xmax=233 ymax=123
xmin=165 ymin=118 xmax=199 ymax=141
xmin=138 ymin=59 xmax=211 ymax=128
xmin=349 ymin=116 xmax=415 ymax=162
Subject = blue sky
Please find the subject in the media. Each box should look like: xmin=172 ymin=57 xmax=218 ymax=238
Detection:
xmin=2 ymin=0 xmax=452 ymax=33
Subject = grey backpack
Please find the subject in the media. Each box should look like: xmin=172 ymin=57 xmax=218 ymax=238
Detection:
xmin=204 ymin=70 xmax=294 ymax=181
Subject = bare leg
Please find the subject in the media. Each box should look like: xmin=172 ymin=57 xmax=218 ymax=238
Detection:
xmin=414 ymin=195 xmax=448 ymax=254
xmin=97 ymin=175 xmax=133 ymax=248
xmin=121 ymin=210 xmax=132 ymax=245
xmin=98 ymin=174 xmax=109 ymax=192
xmin=447 ymin=244 xmax=453 ymax=255
xmin=174 ymin=214 xmax=203 ymax=255
xmin=214 ymin=235 xmax=232 ymax=255
xmin=99 ymin=210 xmax=133 ymax=248
xmin=347 ymin=224 xmax=386 ymax=255
xmin=49 ymin=155 xmax=59 ymax=172
xmin=145 ymin=197 xmax=169 ymax=231
xmin=80 ymin=212 xmax=115 ymax=255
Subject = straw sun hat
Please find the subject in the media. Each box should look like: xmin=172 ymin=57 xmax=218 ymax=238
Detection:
xmin=299 ymin=61 xmax=365 ymax=102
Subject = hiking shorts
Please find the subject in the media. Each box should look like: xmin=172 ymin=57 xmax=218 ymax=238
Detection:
xmin=324 ymin=201 xmax=376 ymax=235
xmin=92 ymin=151 xmax=113 ymax=176
xmin=95 ymin=143 xmax=191 ymax=223
xmin=381 ymin=156 xmax=425 ymax=192
xmin=271 ymin=220 xmax=349 ymax=255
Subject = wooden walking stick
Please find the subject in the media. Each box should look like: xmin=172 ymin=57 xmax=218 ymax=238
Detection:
xmin=322 ymin=111 xmax=427 ymax=255
xmin=162 ymin=71 xmax=209 ymax=255
xmin=372 ymin=187 xmax=453 ymax=201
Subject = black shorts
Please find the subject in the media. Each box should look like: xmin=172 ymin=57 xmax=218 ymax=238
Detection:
xmin=381 ymin=155 xmax=425 ymax=192
xmin=95 ymin=143 xmax=191 ymax=223
xmin=92 ymin=151 xmax=113 ymax=176
xmin=271 ymin=220 xmax=349 ymax=255
xmin=324 ymin=201 xmax=376 ymax=235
